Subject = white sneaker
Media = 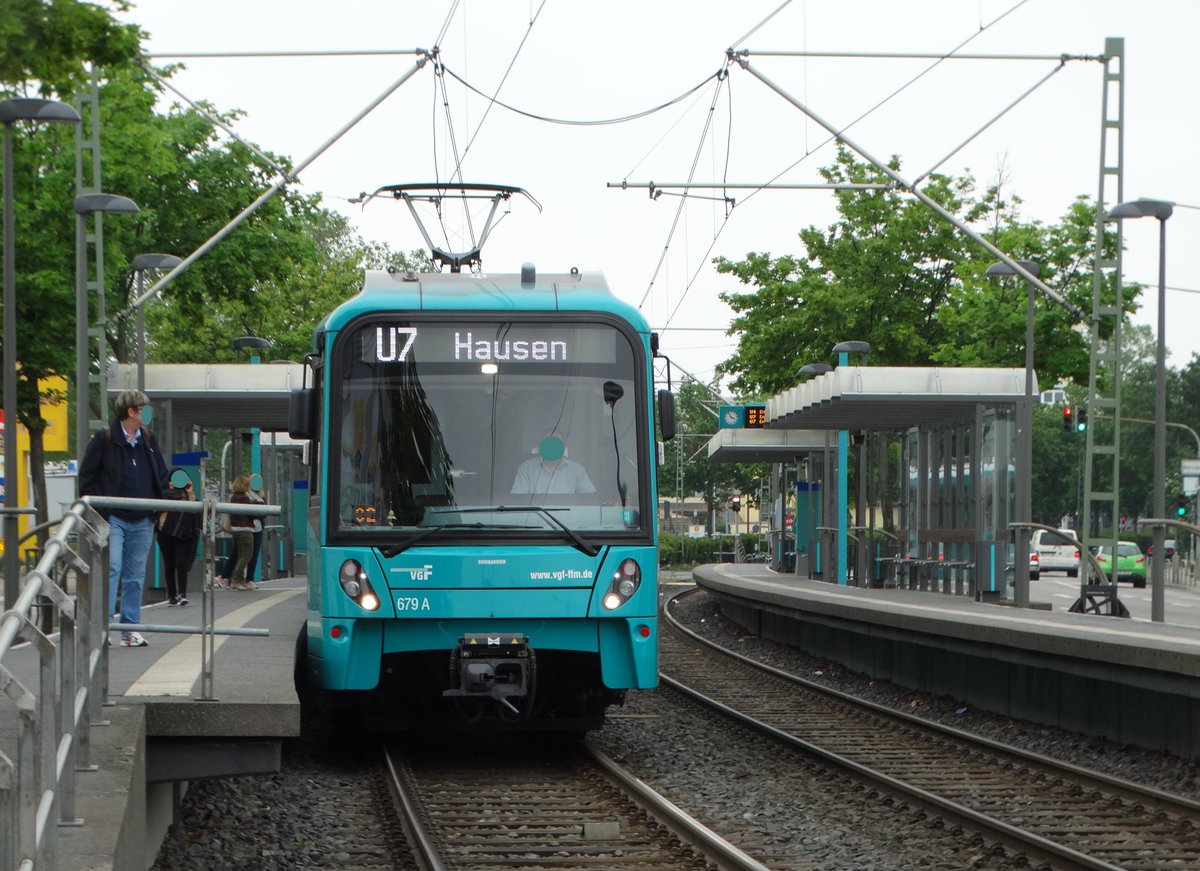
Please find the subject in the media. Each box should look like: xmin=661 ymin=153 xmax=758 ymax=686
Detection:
xmin=121 ymin=632 xmax=149 ymax=648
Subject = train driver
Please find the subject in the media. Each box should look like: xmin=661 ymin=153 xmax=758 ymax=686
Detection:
xmin=511 ymin=430 xmax=597 ymax=496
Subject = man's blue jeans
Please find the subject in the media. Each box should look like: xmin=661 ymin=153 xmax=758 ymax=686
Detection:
xmin=108 ymin=515 xmax=155 ymax=628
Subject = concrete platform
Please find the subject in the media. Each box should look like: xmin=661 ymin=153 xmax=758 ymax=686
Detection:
xmin=693 ymin=563 xmax=1200 ymax=757
xmin=2 ymin=576 xmax=306 ymax=870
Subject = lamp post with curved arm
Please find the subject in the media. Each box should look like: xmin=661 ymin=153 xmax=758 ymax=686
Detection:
xmin=1106 ymin=198 xmax=1173 ymax=623
xmin=74 ymin=193 xmax=140 ymax=483
xmin=1 ymin=98 xmax=81 ymax=607
xmin=130 ymin=253 xmax=183 ymax=392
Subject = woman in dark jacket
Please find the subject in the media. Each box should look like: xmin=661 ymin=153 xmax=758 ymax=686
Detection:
xmin=157 ymin=469 xmax=200 ymax=606
xmin=228 ymin=474 xmax=256 ymax=590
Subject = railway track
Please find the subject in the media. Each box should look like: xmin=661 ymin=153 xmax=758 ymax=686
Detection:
xmin=662 ymin=587 xmax=1200 ymax=871
xmin=382 ymin=737 xmax=771 ymax=870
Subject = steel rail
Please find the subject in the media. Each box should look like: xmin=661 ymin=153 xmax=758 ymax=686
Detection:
xmin=665 ymin=587 xmax=1200 ymax=817
xmin=383 ymin=737 xmax=771 ymax=870
xmin=662 ymin=588 xmax=1200 ymax=870
xmin=382 ymin=744 xmax=448 ymax=871
xmin=584 ymin=743 xmax=772 ymax=871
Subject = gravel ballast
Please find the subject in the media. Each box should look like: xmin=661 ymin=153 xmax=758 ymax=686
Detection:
xmin=152 ymin=582 xmax=1198 ymax=869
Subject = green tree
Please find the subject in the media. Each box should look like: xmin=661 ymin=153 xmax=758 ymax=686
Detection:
xmin=3 ymin=0 xmax=145 ymax=551
xmin=715 ymin=148 xmax=981 ymax=394
xmin=3 ymin=33 xmax=420 ymax=542
xmin=0 ymin=0 xmax=141 ymax=94
xmin=1113 ymin=324 xmax=1192 ymax=522
xmin=934 ymin=196 xmax=1124 ymax=385
xmin=714 ymin=148 xmax=1135 ymax=394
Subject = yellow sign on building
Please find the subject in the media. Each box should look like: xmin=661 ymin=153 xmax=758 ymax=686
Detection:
xmin=0 ymin=376 xmax=70 ymax=558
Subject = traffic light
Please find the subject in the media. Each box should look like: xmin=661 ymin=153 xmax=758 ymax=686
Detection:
xmin=1075 ymin=407 xmax=1088 ymax=433
xmin=729 ymin=495 xmax=741 ymax=514
xmin=1177 ymin=493 xmax=1189 ymax=518
xmin=1062 ymin=406 xmax=1074 ymax=432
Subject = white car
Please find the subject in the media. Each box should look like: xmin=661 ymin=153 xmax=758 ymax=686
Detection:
xmin=1033 ymin=528 xmax=1080 ymax=576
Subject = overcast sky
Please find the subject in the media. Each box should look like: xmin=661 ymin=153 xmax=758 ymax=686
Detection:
xmin=113 ymin=0 xmax=1200 ymax=392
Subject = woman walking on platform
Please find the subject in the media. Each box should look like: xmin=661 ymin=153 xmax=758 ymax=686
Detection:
xmin=157 ymin=469 xmax=200 ymax=605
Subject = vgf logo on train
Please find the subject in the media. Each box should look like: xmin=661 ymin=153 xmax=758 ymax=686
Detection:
xmin=393 ymin=564 xmax=434 ymax=581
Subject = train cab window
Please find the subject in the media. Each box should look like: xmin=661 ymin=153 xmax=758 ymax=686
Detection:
xmin=330 ymin=319 xmax=647 ymax=542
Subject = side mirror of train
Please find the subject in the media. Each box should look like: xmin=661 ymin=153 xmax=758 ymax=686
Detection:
xmin=289 ymin=388 xmax=318 ymax=440
xmin=658 ymin=390 xmax=676 ymax=442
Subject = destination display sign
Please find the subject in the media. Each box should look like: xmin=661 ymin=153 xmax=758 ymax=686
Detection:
xmin=353 ymin=321 xmax=620 ymax=366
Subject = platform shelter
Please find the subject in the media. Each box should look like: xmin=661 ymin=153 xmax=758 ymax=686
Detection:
xmin=707 ymin=365 xmax=1033 ymax=601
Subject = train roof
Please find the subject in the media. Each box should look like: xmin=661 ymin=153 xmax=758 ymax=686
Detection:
xmin=314 ymin=267 xmax=651 ymax=342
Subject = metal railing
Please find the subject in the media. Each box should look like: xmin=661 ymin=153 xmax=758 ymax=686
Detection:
xmin=0 ymin=494 xmax=278 ymax=870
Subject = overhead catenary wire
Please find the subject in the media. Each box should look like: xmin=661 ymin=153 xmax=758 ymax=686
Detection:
xmin=439 ymin=64 xmax=724 ymax=127
xmin=433 ymin=59 xmax=475 ymax=249
xmin=912 ymin=59 xmax=1067 ymax=185
xmin=433 ymin=1 xmax=462 ymax=50
xmin=729 ymin=0 xmax=797 ymax=52
xmin=632 ymin=0 xmax=1058 ymax=350
xmin=729 ymin=0 xmax=1044 ymax=216
xmin=456 ymin=1 xmax=547 ymax=162
xmin=635 ymin=66 xmax=732 ymax=312
xmin=422 ymin=2 xmax=548 ymax=263
xmin=654 ymin=4 xmax=1043 ymax=333
xmin=119 ymin=51 xmax=433 ymax=320
xmin=139 ymin=59 xmax=291 ymax=174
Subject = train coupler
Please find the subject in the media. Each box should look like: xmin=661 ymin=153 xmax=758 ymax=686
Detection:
xmin=443 ymin=633 xmax=533 ymax=715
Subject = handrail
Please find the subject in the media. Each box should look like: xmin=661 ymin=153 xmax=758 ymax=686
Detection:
xmin=0 ymin=494 xmax=281 ymax=869
xmin=1 ymin=500 xmax=105 ymax=871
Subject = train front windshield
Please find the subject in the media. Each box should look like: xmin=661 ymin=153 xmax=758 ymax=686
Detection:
xmin=331 ymin=318 xmax=647 ymax=542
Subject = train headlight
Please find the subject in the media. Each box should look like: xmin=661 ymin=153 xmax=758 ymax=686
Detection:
xmin=338 ymin=559 xmax=380 ymax=611
xmin=603 ymin=559 xmax=641 ymax=610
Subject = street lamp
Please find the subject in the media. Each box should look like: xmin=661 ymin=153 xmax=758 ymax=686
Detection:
xmin=798 ymin=363 xmax=832 ymax=377
xmin=74 ymin=193 xmax=140 ymax=484
xmin=130 ymin=253 xmax=183 ymax=392
xmin=986 ymin=258 xmax=1042 ymax=609
xmin=2 ymin=98 xmax=81 ymax=609
xmin=232 ymin=335 xmax=273 ymax=362
xmin=1107 ymin=197 xmax=1173 ymax=623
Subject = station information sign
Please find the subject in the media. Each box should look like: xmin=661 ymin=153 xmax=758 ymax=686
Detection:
xmin=718 ymin=404 xmax=767 ymax=429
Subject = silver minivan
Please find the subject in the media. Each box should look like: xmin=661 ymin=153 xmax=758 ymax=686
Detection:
xmin=1033 ymin=528 xmax=1080 ymax=576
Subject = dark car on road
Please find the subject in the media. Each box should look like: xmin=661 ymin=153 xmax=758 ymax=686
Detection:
xmin=1147 ymin=538 xmax=1177 ymax=560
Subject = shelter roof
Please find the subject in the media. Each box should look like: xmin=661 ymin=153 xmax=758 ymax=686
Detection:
xmin=706 ymin=428 xmax=830 ymax=463
xmin=705 ymin=365 xmax=1034 ymax=462
xmin=111 ymin=363 xmax=306 ymax=431
xmin=766 ymin=366 xmax=1033 ymax=430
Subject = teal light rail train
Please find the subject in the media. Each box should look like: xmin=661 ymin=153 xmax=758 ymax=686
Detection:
xmin=289 ymin=264 xmax=676 ymax=733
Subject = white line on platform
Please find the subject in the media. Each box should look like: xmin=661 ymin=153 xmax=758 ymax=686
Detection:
xmin=126 ymin=589 xmax=303 ymax=697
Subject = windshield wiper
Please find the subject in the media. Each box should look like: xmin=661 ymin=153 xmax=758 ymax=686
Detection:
xmin=395 ymin=506 xmax=603 ymax=558
xmin=493 ymin=505 xmax=601 ymax=557
xmin=380 ymin=522 xmax=535 ymax=558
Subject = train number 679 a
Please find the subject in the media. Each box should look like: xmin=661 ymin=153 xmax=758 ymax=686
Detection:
xmin=396 ymin=597 xmax=431 ymax=612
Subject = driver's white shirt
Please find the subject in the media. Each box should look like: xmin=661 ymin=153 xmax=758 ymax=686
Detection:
xmin=511 ymin=457 xmax=597 ymax=495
